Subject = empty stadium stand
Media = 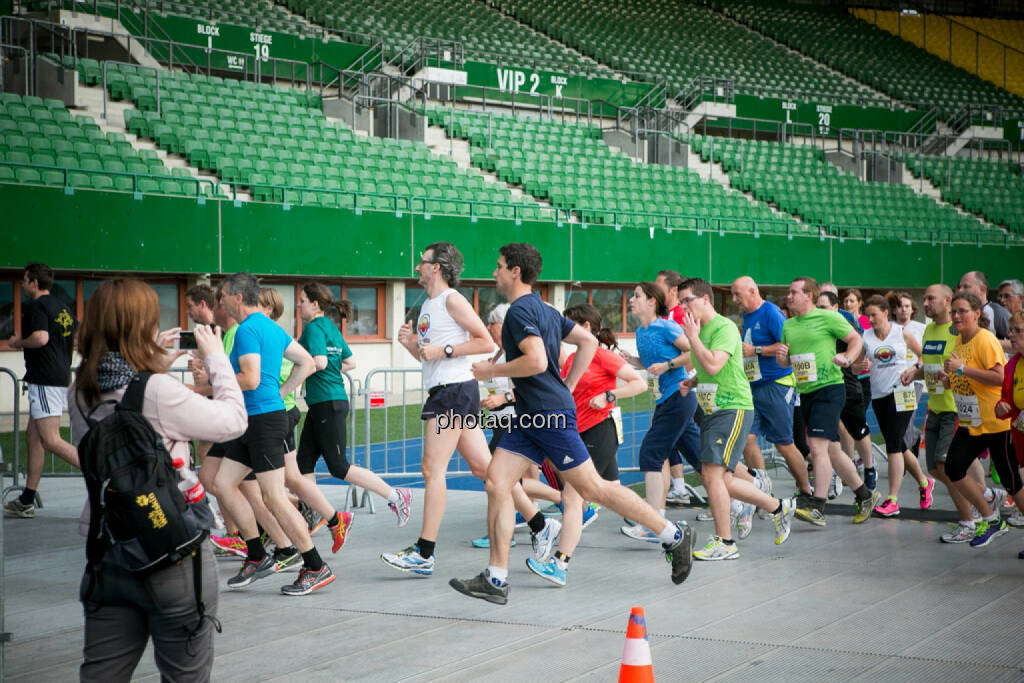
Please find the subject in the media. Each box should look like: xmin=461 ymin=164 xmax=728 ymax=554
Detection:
xmin=717 ymin=0 xmax=1024 ymax=120
xmin=906 ymin=153 xmax=1024 ymax=237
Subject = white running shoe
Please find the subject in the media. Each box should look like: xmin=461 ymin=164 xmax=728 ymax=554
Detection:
xmin=773 ymin=498 xmax=796 ymax=545
xmin=531 ymin=517 xmax=562 ymax=562
xmin=620 ymin=524 xmax=660 ymax=543
xmin=828 ymin=471 xmax=843 ymax=500
xmin=989 ymin=488 xmax=1008 ymax=513
xmin=940 ymin=522 xmax=975 ymax=544
xmin=1005 ymin=509 xmax=1024 ymax=527
xmin=389 ymin=487 xmax=413 ymax=527
xmin=695 ymin=509 xmax=715 ymax=522
xmin=736 ymin=503 xmax=755 ymax=539
xmin=665 ymin=488 xmax=690 ymax=506
xmin=692 ymin=535 xmax=740 ymax=561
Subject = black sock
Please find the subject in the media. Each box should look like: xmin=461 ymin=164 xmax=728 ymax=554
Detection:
xmin=528 ymin=512 xmax=546 ymax=535
xmin=722 ymin=538 xmax=736 ymax=545
xmin=18 ymin=488 xmax=35 ymax=506
xmin=865 ymin=466 xmax=875 ymax=473
xmin=326 ymin=511 xmax=340 ymax=527
xmin=854 ymin=484 xmax=870 ymax=501
xmin=274 ymin=545 xmax=297 ymax=559
xmin=301 ymin=547 xmax=323 ymax=571
xmin=256 ymin=524 xmax=266 ymax=537
xmin=417 ymin=538 xmax=435 ymax=559
xmin=772 ymin=500 xmax=783 ymax=515
xmin=813 ymin=496 xmax=827 ymax=510
xmin=245 ymin=537 xmax=266 ymax=562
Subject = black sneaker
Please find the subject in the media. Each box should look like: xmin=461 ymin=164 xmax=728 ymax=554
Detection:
xmin=281 ymin=564 xmax=335 ymax=596
xmin=273 ymin=547 xmax=302 ymax=572
xmin=298 ymin=501 xmax=318 ymax=533
xmin=226 ymin=555 xmax=275 ymax=588
xmin=664 ymin=522 xmax=695 ymax=585
xmin=449 ymin=571 xmax=509 ymax=605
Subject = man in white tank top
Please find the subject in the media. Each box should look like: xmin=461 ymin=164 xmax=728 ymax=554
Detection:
xmin=381 ymin=242 xmax=562 ymax=576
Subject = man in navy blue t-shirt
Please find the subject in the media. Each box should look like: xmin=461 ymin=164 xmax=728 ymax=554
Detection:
xmin=449 ymin=244 xmax=696 ymax=605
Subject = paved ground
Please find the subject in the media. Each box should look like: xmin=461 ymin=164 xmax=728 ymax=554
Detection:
xmin=4 ymin=464 xmax=1024 ymax=682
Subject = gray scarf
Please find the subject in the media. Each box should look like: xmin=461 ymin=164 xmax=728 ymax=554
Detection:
xmin=96 ymin=352 xmax=136 ymax=392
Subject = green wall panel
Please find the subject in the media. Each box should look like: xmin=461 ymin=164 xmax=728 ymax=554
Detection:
xmin=0 ymin=185 xmax=218 ymax=273
xmin=942 ymin=243 xmax=1019 ymax=289
xmin=709 ymin=233 xmax=830 ymax=287
xmin=1004 ymin=118 xmax=1024 ymax=150
xmin=220 ymin=204 xmax=411 ymax=277
xmin=414 ymin=216 xmax=571 ymax=281
xmin=831 ymin=239 xmax=942 ymax=288
xmin=733 ymin=94 xmax=931 ymax=136
xmin=571 ymin=225 xmax=710 ymax=282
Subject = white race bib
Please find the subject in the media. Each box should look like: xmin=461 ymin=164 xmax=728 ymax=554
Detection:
xmin=791 ymin=353 xmax=818 ymax=385
xmin=953 ymin=392 xmax=981 ymax=427
xmin=743 ymin=356 xmax=762 ymax=382
xmin=923 ymin=363 xmax=943 ymax=394
xmin=611 ymin=406 xmax=624 ymax=444
xmin=647 ymin=376 xmax=661 ymax=400
xmin=893 ymin=387 xmax=918 ymax=413
xmin=696 ymin=383 xmax=719 ymax=414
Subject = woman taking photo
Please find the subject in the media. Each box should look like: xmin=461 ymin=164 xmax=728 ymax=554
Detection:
xmin=296 ymin=282 xmax=413 ymax=527
xmin=939 ymin=293 xmax=1016 ymax=548
xmin=858 ymin=295 xmax=933 ymax=517
xmin=72 ymin=279 xmax=247 ymax=681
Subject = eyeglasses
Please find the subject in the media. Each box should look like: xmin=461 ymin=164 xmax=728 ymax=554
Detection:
xmin=950 ymin=309 xmax=973 ymax=316
xmin=417 ymin=258 xmax=437 ymax=266
xmin=679 ymin=295 xmax=699 ymax=304
xmin=998 ymin=292 xmax=1019 ymax=300
xmin=1011 ymin=326 xmax=1024 ymax=335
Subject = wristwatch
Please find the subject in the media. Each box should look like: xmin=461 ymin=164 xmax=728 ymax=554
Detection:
xmin=605 ymin=390 xmax=617 ymax=404
xmin=666 ymin=358 xmax=675 ymax=370
xmin=956 ymin=366 xmax=965 ymax=376
xmin=755 ymin=346 xmax=762 ymax=356
xmin=444 ymin=344 xmax=454 ymax=358
xmin=503 ymin=391 xmax=515 ymax=404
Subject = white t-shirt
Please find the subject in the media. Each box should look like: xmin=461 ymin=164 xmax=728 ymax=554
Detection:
xmin=481 ymin=352 xmax=515 ymax=417
xmin=863 ymin=323 xmax=909 ymax=399
xmin=417 ymin=289 xmax=472 ymax=389
xmin=903 ymin=320 xmax=926 ymax=391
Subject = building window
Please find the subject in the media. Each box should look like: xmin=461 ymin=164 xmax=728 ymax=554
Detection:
xmin=150 ymin=283 xmax=181 ymax=333
xmin=345 ymin=287 xmax=379 ymax=337
xmin=563 ymin=286 xmax=636 ymax=334
xmin=0 ymin=281 xmax=13 ymax=341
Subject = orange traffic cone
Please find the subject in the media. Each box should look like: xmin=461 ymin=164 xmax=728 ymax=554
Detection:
xmin=618 ymin=606 xmax=655 ymax=682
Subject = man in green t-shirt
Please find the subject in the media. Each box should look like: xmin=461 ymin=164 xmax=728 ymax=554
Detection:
xmin=900 ymin=283 xmax=986 ymax=543
xmin=777 ymin=277 xmax=877 ymax=527
xmin=678 ymin=278 xmax=795 ymax=561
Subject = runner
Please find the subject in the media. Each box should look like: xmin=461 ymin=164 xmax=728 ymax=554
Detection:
xmin=4 ymin=263 xmax=80 ymax=518
xmin=938 ymin=293 xmax=1014 ymax=548
xmin=449 ymin=243 xmax=695 ymax=605
xmin=677 ymin=278 xmax=795 ymax=560
xmin=900 ymin=284 xmax=987 ymax=542
xmin=212 ymin=272 xmax=334 ymax=596
xmin=523 ymin=303 xmax=648 ymax=586
xmin=381 ymin=242 xmax=560 ymax=577
xmin=620 ymin=281 xmax=702 ymax=542
xmin=258 ymin=286 xmax=356 ymax=558
xmin=731 ymin=276 xmax=810 ymax=499
xmin=296 ymin=282 xmax=413 ymax=529
xmin=958 ymin=270 xmax=1010 ymax=340
xmin=997 ymin=280 xmax=1023 ymax=354
xmin=994 ymin=311 xmax=1024 ymax=545
xmin=843 ymin=288 xmax=870 ymax=332
xmin=889 ymin=290 xmax=926 ymax=460
xmin=655 ymin=270 xmax=693 ymax=505
xmin=778 ymin=277 xmax=878 ymax=526
xmin=858 ymin=295 xmax=933 ymax=517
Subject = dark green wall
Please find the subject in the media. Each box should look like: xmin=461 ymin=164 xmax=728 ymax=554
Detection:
xmin=733 ymin=94 xmax=931 ymax=136
xmin=2 ymin=185 xmax=1018 ymax=288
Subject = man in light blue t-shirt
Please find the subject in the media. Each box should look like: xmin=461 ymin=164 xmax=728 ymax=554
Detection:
xmin=213 ymin=273 xmax=336 ymax=597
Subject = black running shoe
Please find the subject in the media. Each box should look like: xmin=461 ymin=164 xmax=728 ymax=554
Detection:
xmin=664 ymin=522 xmax=695 ymax=585
xmin=226 ymin=555 xmax=275 ymax=588
xmin=281 ymin=564 xmax=335 ymax=596
xmin=449 ymin=571 xmax=509 ymax=605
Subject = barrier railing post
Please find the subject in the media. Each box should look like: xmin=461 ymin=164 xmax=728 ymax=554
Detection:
xmin=0 ymin=369 xmax=21 ymax=494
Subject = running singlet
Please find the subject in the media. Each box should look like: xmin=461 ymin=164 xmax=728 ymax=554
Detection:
xmin=502 ymin=292 xmax=576 ymax=415
xmin=921 ymin=321 xmax=956 ymax=414
xmin=482 ymin=352 xmax=515 ymax=418
xmin=417 ymin=289 xmax=472 ymax=390
xmin=299 ymin=316 xmax=353 ymax=404
xmin=230 ymin=311 xmax=292 ymax=416
xmin=948 ymin=328 xmax=1009 ymax=435
xmin=693 ymin=314 xmax=754 ymax=414
xmin=781 ymin=308 xmax=853 ymax=394
xmin=1014 ymin=357 xmax=1024 ymax=413
xmin=561 ymin=347 xmax=624 ymax=432
xmin=862 ymin=324 xmax=908 ymax=400
xmin=280 ymin=357 xmax=296 ymax=411
xmin=741 ymin=300 xmax=792 ymax=386
xmin=635 ymin=318 xmax=686 ymax=405
xmin=222 ymin=324 xmax=238 ymax=355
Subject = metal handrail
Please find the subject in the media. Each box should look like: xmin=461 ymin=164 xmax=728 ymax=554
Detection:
xmin=0 ymin=369 xmax=21 ymax=493
xmin=0 ymin=160 xmax=221 ymax=198
xmin=0 ymin=43 xmax=29 ymax=96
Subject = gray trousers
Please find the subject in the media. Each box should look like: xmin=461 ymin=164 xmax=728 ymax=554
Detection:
xmin=80 ymin=543 xmax=219 ymax=683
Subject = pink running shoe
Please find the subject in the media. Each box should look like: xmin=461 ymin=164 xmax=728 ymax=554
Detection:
xmin=209 ymin=534 xmax=247 ymax=558
xmin=389 ymin=487 xmax=413 ymax=527
xmin=919 ymin=477 xmax=935 ymax=510
xmin=874 ymin=498 xmax=900 ymax=517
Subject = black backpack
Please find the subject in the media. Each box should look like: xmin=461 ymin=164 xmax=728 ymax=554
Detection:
xmin=79 ymin=373 xmax=219 ymax=647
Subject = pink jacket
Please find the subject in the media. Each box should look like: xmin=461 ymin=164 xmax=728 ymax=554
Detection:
xmin=70 ymin=352 xmax=247 ymax=533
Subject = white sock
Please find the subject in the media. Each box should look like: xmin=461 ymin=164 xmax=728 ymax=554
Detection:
xmin=657 ymin=520 xmax=680 ymax=544
xmin=486 ymin=565 xmax=508 ymax=586
xmin=984 ymin=512 xmax=1000 ymax=523
xmin=963 ymin=520 xmax=976 ymax=528
xmin=659 ymin=509 xmax=666 ymax=518
xmin=672 ymin=477 xmax=686 ymax=491
xmin=386 ymin=489 xmax=400 ymax=504
xmin=554 ymin=557 xmax=569 ymax=571
xmin=984 ymin=488 xmax=994 ymax=502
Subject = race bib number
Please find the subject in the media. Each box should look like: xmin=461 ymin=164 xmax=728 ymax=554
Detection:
xmin=893 ymin=387 xmax=917 ymax=413
xmin=611 ymin=406 xmax=624 ymax=444
xmin=647 ymin=376 xmax=661 ymax=400
xmin=743 ymin=356 xmax=762 ymax=382
xmin=791 ymin=353 xmax=818 ymax=385
xmin=923 ymin=363 xmax=943 ymax=394
xmin=696 ymin=383 xmax=719 ymax=414
xmin=953 ymin=392 xmax=981 ymax=427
